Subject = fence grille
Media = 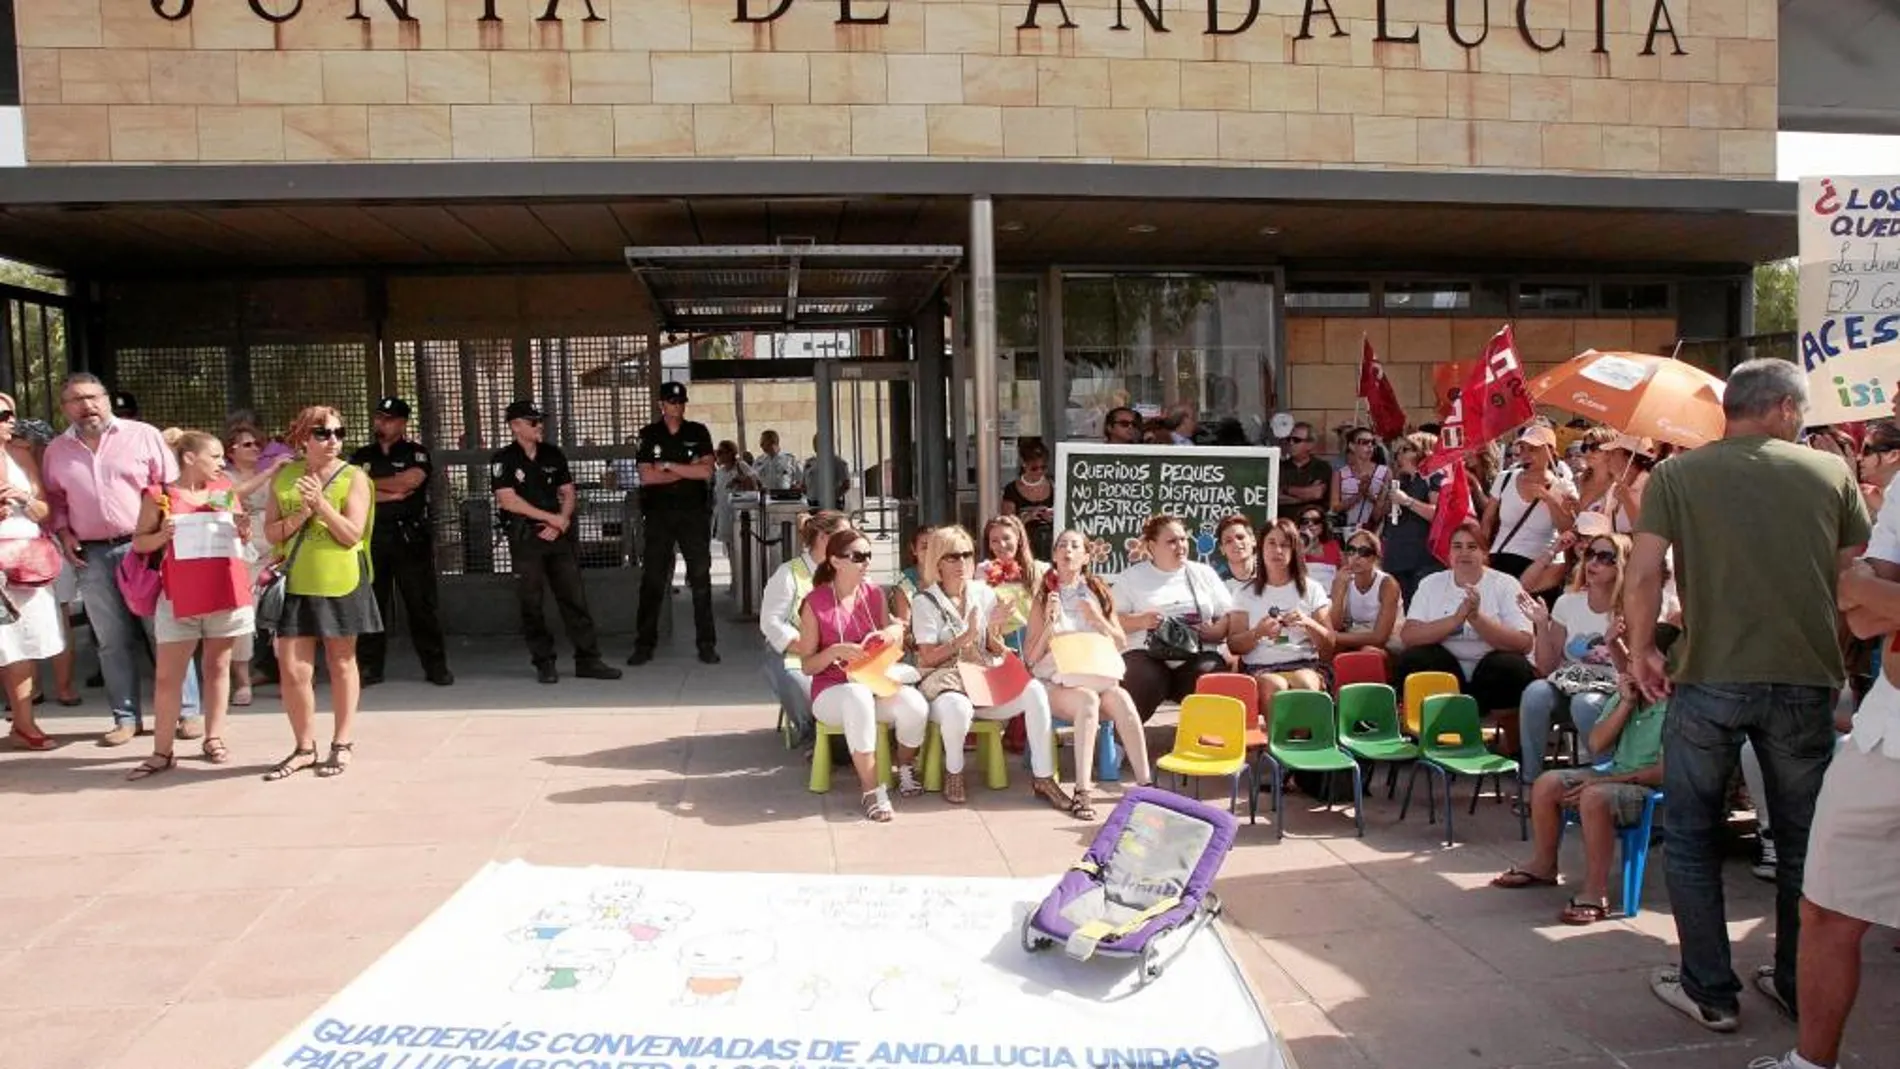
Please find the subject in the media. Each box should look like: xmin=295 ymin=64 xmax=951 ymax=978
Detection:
xmin=112 ymin=346 xmax=231 ymax=433
xmin=2 ymin=290 xmax=69 ymax=424
xmin=248 ymin=342 xmax=376 ymax=441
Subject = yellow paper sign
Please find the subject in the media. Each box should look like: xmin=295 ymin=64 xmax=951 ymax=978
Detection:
xmin=845 ymin=640 xmax=905 ymax=698
xmin=1050 ymin=632 xmax=1125 ymax=680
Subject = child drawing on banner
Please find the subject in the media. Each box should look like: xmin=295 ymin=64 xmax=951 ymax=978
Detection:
xmin=509 ymin=901 xmax=595 ymax=944
xmin=674 ymin=931 xmax=775 ymax=1007
xmin=793 ymin=973 xmax=834 ymax=1012
xmin=623 ymin=899 xmax=695 ymax=950
xmin=589 ymin=880 xmax=646 ymax=921
xmin=513 ymin=925 xmax=634 ymax=993
xmin=868 ymin=966 xmax=968 ymax=1015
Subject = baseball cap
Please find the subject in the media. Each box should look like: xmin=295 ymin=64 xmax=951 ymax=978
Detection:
xmin=1516 ymin=424 xmax=1558 ymax=451
xmin=1603 ymin=432 xmax=1655 ymax=457
xmin=375 ymin=396 xmax=412 ymax=420
xmin=659 ymin=382 xmax=689 ymax=404
xmin=1573 ymin=512 xmax=1614 ymax=538
xmin=111 ymin=391 xmax=138 ymax=418
xmin=504 ymin=400 xmax=544 ymax=422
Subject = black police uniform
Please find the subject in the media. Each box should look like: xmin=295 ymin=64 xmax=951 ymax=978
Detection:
xmin=631 ymin=416 xmax=718 ymax=657
xmin=351 ymin=435 xmax=450 ymax=683
xmin=491 ymin=439 xmax=606 ymax=669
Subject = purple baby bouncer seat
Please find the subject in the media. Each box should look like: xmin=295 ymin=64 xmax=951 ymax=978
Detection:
xmin=1022 ymin=786 xmax=1237 ymax=986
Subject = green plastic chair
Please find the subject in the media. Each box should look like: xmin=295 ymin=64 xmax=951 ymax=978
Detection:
xmin=1399 ymin=693 xmax=1527 ymax=846
xmin=1262 ymin=690 xmax=1364 ymax=839
xmin=1336 ymin=683 xmax=1419 ymax=800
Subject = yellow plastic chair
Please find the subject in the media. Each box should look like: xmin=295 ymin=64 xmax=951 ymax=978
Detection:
xmin=920 ymin=718 xmax=1010 ymax=792
xmin=1402 ymin=671 xmax=1460 ymax=739
xmin=1155 ymin=693 xmax=1255 ymax=822
xmin=808 ymin=721 xmax=893 ymax=794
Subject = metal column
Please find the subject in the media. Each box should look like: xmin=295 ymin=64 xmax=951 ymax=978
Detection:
xmin=970 ymin=195 xmax=1001 ymax=520
xmin=914 ymin=297 xmax=950 ymax=525
xmin=814 ymin=357 xmax=838 ymax=511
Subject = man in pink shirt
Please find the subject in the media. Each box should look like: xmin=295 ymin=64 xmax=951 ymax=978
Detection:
xmin=42 ymin=373 xmax=201 ymax=746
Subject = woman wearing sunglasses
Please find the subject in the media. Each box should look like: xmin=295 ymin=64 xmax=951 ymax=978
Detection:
xmin=1227 ymin=518 xmax=1335 ymax=702
xmin=0 ymin=392 xmax=64 ymax=751
xmin=224 ymin=420 xmax=291 ymax=706
xmin=1481 ymin=424 xmax=1577 ymax=580
xmin=999 ymin=440 xmax=1055 ymax=560
xmin=1380 ymin=432 xmax=1445 ymax=603
xmin=794 ymin=524 xmax=927 ymax=823
xmin=1293 ymin=505 xmax=1343 ymax=591
xmin=912 ymin=525 xmax=1066 ymax=810
xmin=1024 ymin=529 xmax=1153 ymax=820
xmin=1330 ymin=427 xmax=1391 ymax=532
xmin=261 ymin=407 xmax=380 ymax=781
xmin=1572 ymin=428 xmax=1651 ymax=535
xmin=1515 ymin=532 xmax=1631 ymax=786
xmin=1329 ymin=528 xmax=1401 ymax=654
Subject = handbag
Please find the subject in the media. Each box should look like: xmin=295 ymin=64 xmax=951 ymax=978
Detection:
xmin=918 ymin=590 xmax=1000 ymax=701
xmin=0 ymin=535 xmax=62 ymax=586
xmin=1548 ymin=662 xmax=1619 ymax=696
xmin=115 ymin=545 xmax=163 ymax=618
xmin=254 ymin=465 xmax=352 ymax=632
xmin=1145 ymin=565 xmax=1209 ymax=661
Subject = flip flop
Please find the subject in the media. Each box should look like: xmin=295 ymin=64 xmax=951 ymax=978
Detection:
xmin=1490 ymin=867 xmax=1559 ymax=889
xmin=1560 ymin=898 xmax=1609 ymax=925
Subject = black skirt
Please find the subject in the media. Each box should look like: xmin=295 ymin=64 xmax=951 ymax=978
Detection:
xmin=275 ymin=575 xmax=384 ymax=639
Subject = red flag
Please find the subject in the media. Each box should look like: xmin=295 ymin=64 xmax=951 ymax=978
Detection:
xmin=1357 ymin=337 xmax=1408 ymax=439
xmin=1422 ymin=325 xmax=1535 ymax=473
xmin=1427 ymin=461 xmax=1473 ymax=566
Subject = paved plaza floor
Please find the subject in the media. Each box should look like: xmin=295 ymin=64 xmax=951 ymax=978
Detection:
xmin=3 ymin=598 xmax=1897 ymax=1069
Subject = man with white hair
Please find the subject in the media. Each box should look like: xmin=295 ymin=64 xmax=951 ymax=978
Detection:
xmin=1624 ymin=359 xmax=1870 ymax=1034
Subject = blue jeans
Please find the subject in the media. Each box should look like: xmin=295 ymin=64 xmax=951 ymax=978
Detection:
xmin=1663 ymin=682 xmax=1836 ymax=1015
xmin=760 ymin=651 xmax=813 ymax=744
xmin=77 ymin=541 xmax=200 ymax=727
xmin=1518 ymin=680 xmax=1612 ymax=782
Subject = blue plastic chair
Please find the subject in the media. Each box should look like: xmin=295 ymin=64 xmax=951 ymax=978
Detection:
xmin=1049 ymin=716 xmax=1124 ymax=783
xmin=1561 ymin=784 xmax=1666 ymax=917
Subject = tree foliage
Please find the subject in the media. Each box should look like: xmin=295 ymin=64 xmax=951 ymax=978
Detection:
xmin=1753 ymin=260 xmax=1797 ymax=335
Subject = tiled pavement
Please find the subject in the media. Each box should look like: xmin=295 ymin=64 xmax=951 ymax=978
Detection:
xmin=3 ymin=622 xmax=1897 ymax=1069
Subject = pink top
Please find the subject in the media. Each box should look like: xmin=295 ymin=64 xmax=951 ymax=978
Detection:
xmin=807 ymin=582 xmax=887 ymax=700
xmin=43 ymin=420 xmax=177 ymax=543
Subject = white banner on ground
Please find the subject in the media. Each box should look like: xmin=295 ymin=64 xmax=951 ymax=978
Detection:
xmin=248 ymin=862 xmax=1286 ymax=1069
xmin=1799 ymin=176 xmax=1900 ymax=426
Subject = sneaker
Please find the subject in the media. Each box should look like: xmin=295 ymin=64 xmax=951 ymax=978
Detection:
xmin=98 ymin=722 xmax=141 ymax=747
xmin=575 ymin=659 xmax=624 ymax=681
xmin=175 ymin=719 xmax=204 ymax=740
xmin=1649 ymin=966 xmax=1740 ymax=1032
xmin=1753 ymin=833 xmax=1778 ymax=882
xmin=1748 ymin=1053 xmax=1826 ymax=1069
xmin=1753 ymin=964 xmax=1797 ymax=1022
xmin=626 ymin=648 xmax=654 ymax=666
xmin=359 ymin=672 xmax=384 ymax=687
xmin=697 ymin=648 xmax=721 ymax=665
xmin=534 ymin=662 xmax=559 ymax=685
xmin=426 ymin=668 xmax=456 ymax=686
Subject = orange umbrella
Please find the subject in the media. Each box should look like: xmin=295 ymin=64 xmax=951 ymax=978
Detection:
xmin=1527 ymin=350 xmax=1727 ymax=448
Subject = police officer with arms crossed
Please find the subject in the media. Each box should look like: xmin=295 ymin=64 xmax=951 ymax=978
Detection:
xmin=628 ymin=382 xmax=720 ymax=666
xmin=351 ymin=397 xmax=453 ymax=687
xmin=491 ymin=400 xmax=623 ymax=685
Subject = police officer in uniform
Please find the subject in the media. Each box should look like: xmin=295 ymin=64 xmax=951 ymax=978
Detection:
xmin=491 ymin=400 xmax=624 ymax=685
xmin=627 ymin=382 xmax=719 ymax=666
xmin=351 ymin=397 xmax=453 ymax=687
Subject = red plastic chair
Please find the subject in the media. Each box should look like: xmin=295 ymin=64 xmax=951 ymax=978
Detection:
xmin=1332 ymin=649 xmax=1389 ymax=695
xmin=1196 ymin=672 xmax=1264 ymax=748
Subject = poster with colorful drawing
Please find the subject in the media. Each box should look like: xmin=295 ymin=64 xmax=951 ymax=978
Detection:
xmin=1799 ymin=175 xmax=1900 ymax=426
xmin=248 ymin=863 xmax=1285 ymax=1069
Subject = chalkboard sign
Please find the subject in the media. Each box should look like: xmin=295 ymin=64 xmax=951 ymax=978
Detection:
xmin=1054 ymin=443 xmax=1281 ymax=577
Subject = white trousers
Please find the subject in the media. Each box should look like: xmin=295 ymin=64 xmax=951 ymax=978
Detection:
xmin=930 ymin=678 xmax=1055 ymax=778
xmin=813 ymin=683 xmax=928 ymax=755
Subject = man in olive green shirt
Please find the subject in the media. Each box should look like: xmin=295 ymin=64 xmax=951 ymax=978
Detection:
xmin=1624 ymin=359 xmax=1870 ymax=1033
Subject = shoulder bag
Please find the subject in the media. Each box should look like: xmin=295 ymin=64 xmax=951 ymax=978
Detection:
xmin=918 ymin=590 xmax=1002 ymax=701
xmin=1146 ymin=565 xmax=1208 ymax=661
xmin=254 ymin=465 xmax=352 ymax=631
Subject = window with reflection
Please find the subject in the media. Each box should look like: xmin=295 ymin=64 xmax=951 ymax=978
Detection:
xmin=1060 ymin=274 xmax=1276 ymax=445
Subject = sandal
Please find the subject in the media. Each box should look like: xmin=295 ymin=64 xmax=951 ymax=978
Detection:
xmin=1069 ymin=786 xmax=1098 ymax=821
xmin=1560 ymin=897 xmax=1610 ymax=925
xmin=860 ymin=786 xmax=894 ymax=823
xmin=1490 ymin=867 xmax=1560 ymax=889
xmin=6 ymin=726 xmax=57 ymax=751
xmin=943 ymin=771 xmax=968 ymax=806
xmin=316 ymin=741 xmax=354 ymax=778
xmin=126 ymin=752 xmax=176 ymax=782
xmin=232 ymin=686 xmax=253 ymax=708
xmin=895 ymin=763 xmax=924 ymax=799
xmin=1031 ymin=776 xmax=1074 ymax=814
xmin=263 ymin=745 xmax=319 ymax=782
xmin=202 ymin=736 xmax=230 ymax=765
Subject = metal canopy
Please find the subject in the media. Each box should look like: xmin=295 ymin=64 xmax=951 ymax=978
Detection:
xmin=622 ymin=244 xmax=961 ymax=331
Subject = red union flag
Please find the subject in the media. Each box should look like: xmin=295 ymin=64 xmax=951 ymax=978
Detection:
xmin=1423 ymin=325 xmax=1535 ymax=473
xmin=1357 ymin=336 xmax=1408 ymax=439
xmin=1427 ymin=460 xmax=1473 ymax=566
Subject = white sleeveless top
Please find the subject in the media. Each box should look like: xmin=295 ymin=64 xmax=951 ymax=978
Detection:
xmin=1338 ymin=464 xmax=1390 ymax=530
xmin=1490 ymin=468 xmax=1562 ymax=558
xmin=1340 ymin=569 xmax=1389 ymax=632
xmin=0 ymin=453 xmax=41 ymax=540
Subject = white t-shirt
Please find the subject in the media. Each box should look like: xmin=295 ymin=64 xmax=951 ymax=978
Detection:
xmin=1408 ymin=568 xmax=1531 ymax=677
xmin=1231 ymin=578 xmax=1332 ymax=667
xmin=1490 ymin=468 xmax=1567 ymax=558
xmin=1549 ymin=590 xmax=1613 ymax=667
xmin=1111 ymin=561 xmax=1233 ymax=648
xmin=909 ymin=581 xmax=999 ymax=648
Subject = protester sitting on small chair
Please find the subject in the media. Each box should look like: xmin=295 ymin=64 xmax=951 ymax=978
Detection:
xmin=1490 ymin=667 xmax=1669 ymax=926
